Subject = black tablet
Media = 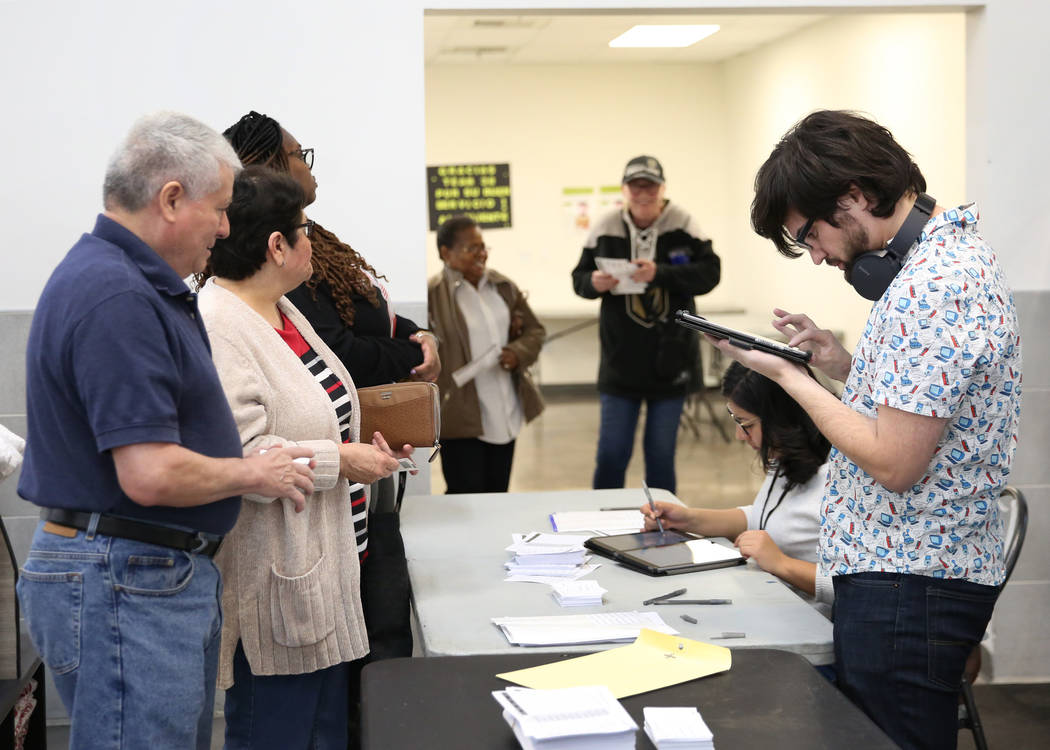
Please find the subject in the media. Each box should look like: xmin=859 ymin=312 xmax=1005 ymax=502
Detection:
xmin=584 ymin=530 xmax=745 ymax=577
xmin=675 ymin=310 xmax=812 ymax=364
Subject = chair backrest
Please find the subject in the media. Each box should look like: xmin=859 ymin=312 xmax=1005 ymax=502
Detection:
xmin=998 ymin=486 xmax=1028 ymax=588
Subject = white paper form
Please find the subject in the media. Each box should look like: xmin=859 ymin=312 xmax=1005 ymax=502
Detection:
xmin=682 ymin=539 xmax=744 ymax=565
xmin=492 ymin=685 xmax=637 ymax=743
xmin=549 ymin=510 xmax=644 ymax=534
xmin=550 ymin=580 xmax=607 ymax=607
xmin=492 ymin=610 xmax=676 ymax=646
xmin=450 ymin=343 xmax=501 ymax=388
xmin=595 ymin=257 xmax=648 ymax=295
xmin=506 ymin=533 xmax=591 ymax=556
xmin=503 ymin=563 xmax=602 ymax=584
xmin=643 ymin=706 xmax=714 ymax=747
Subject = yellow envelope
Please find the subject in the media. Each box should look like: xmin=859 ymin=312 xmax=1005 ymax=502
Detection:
xmin=496 ymin=628 xmax=731 ymax=699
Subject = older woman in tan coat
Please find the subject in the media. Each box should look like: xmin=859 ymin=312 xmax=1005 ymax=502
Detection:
xmin=197 ymin=166 xmax=407 ymax=749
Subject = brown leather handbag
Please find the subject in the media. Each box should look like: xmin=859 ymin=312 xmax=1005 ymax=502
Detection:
xmin=357 ymin=381 xmax=440 ymax=449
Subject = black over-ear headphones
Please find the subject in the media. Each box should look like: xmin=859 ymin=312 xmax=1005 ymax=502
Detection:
xmin=849 ymin=192 xmax=936 ymax=301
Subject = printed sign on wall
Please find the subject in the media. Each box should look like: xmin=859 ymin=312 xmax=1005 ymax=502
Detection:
xmin=427 ymin=163 xmax=511 ymax=230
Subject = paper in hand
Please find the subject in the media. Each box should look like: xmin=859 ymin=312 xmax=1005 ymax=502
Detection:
xmin=451 ymin=344 xmax=501 ymax=388
xmin=595 ymin=257 xmax=647 ymax=295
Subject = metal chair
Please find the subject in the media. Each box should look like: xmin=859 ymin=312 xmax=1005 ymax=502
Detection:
xmin=958 ymin=486 xmax=1029 ymax=749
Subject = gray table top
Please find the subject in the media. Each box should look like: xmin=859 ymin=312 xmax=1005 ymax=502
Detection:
xmin=401 ymin=488 xmax=833 ymax=664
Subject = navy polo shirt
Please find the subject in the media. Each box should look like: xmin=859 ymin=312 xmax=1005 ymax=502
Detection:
xmin=19 ymin=215 xmax=244 ymax=535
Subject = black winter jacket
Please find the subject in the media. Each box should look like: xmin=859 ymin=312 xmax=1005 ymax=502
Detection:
xmin=570 ymin=202 xmax=720 ymax=397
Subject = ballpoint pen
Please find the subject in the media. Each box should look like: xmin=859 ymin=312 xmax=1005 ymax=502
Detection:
xmin=652 ymin=599 xmax=733 ymax=605
xmin=642 ymin=587 xmax=687 ymax=606
xmin=642 ymin=481 xmax=664 ymax=533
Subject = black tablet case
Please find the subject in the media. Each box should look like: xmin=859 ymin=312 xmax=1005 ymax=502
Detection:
xmin=584 ymin=530 xmax=746 ymax=577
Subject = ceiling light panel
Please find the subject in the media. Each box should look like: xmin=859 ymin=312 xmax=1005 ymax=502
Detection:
xmin=609 ymin=24 xmax=720 ymax=49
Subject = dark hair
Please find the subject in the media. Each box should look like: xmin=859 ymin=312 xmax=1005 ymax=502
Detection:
xmin=436 ymin=216 xmax=478 ymax=258
xmin=751 ymin=110 xmax=926 ymax=259
xmin=223 ymin=111 xmax=289 ymax=173
xmin=223 ymin=110 xmax=384 ymax=325
xmin=198 ymin=166 xmax=304 ymax=282
xmin=721 ymin=361 xmax=830 ymax=488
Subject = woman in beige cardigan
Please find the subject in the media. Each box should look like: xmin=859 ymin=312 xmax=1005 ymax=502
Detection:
xmin=197 ymin=166 xmax=407 ymax=749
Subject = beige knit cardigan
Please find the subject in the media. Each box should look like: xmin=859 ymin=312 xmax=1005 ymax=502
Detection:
xmin=198 ymin=279 xmax=368 ymax=689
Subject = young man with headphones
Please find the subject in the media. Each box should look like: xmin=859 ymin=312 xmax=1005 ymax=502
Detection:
xmin=716 ymin=110 xmax=1022 ymax=749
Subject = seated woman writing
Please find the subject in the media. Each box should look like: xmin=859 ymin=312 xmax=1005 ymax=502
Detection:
xmin=196 ymin=166 xmax=410 ymax=749
xmin=642 ymin=361 xmax=834 ymax=616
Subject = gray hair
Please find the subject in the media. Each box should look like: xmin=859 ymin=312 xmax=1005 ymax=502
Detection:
xmin=103 ymin=111 xmax=242 ymax=212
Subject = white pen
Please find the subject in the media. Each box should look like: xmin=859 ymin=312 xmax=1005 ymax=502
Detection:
xmin=643 ymin=481 xmax=664 ymax=533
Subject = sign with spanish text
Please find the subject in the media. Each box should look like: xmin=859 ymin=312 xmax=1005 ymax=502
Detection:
xmin=427 ymin=163 xmax=511 ymax=230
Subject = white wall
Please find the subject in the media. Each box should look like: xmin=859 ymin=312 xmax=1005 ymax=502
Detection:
xmin=0 ymin=1 xmax=428 ymax=311
xmin=424 ymin=62 xmax=729 ymax=315
xmin=720 ymin=12 xmax=967 ymax=348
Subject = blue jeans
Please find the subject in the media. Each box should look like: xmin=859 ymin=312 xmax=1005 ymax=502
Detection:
xmin=593 ymin=393 xmax=685 ymax=493
xmin=16 ymin=519 xmax=223 ymax=750
xmin=224 ymin=640 xmax=351 ymax=750
xmin=833 ymin=572 xmax=999 ymax=750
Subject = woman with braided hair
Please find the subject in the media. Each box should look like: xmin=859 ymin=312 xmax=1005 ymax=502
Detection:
xmin=222 ymin=111 xmax=440 ymax=389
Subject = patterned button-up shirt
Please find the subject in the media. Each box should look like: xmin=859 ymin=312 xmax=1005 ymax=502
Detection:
xmin=821 ymin=204 xmax=1022 ymax=586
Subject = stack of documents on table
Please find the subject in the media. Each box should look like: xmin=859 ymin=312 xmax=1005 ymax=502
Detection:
xmin=643 ymin=707 xmax=715 ymax=749
xmin=492 ymin=611 xmax=675 ymax=647
xmin=550 ymin=580 xmax=606 ymax=607
xmin=492 ymin=685 xmax=637 ymax=750
xmin=549 ymin=510 xmax=644 ymax=534
xmin=505 ymin=533 xmax=600 ymax=582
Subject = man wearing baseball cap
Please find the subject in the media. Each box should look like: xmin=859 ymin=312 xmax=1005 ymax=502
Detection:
xmin=571 ymin=155 xmax=721 ymax=493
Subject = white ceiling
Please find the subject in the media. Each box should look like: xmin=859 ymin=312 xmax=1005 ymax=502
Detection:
xmin=424 ymin=13 xmax=828 ymax=65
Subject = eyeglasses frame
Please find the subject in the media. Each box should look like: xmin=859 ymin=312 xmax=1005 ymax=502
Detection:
xmin=288 ymin=147 xmax=314 ymax=169
xmin=792 ymin=216 xmax=816 ymax=250
xmin=726 ymin=406 xmax=760 ymax=436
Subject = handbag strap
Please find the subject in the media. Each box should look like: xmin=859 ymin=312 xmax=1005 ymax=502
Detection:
xmin=394 ymin=472 xmax=407 ymax=514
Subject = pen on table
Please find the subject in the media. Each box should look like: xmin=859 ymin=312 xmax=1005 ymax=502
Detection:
xmin=642 ymin=587 xmax=687 ymax=606
xmin=599 ymin=506 xmax=638 ymax=511
xmin=642 ymin=480 xmax=664 ymax=533
xmin=712 ymin=632 xmax=746 ymax=640
xmin=652 ymin=599 xmax=732 ymax=606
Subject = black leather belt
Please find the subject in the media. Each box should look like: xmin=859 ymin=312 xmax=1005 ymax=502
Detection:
xmin=41 ymin=509 xmax=223 ymax=557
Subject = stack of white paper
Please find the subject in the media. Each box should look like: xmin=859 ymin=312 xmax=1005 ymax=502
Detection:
xmin=492 ymin=611 xmax=676 ymax=646
xmin=643 ymin=707 xmax=715 ymax=749
xmin=493 ymin=685 xmax=637 ymax=750
xmin=550 ymin=580 xmax=606 ymax=607
xmin=505 ymin=533 xmax=600 ymax=582
xmin=549 ymin=511 xmax=644 ymax=534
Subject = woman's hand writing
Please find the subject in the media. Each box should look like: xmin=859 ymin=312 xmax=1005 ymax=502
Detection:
xmin=641 ymin=500 xmax=696 ymax=532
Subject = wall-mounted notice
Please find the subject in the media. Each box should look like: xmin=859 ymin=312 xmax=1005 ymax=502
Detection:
xmin=427 ymin=163 xmax=511 ymax=230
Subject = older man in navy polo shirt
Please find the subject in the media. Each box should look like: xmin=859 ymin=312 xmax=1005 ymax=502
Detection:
xmin=17 ymin=112 xmax=316 ymax=750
